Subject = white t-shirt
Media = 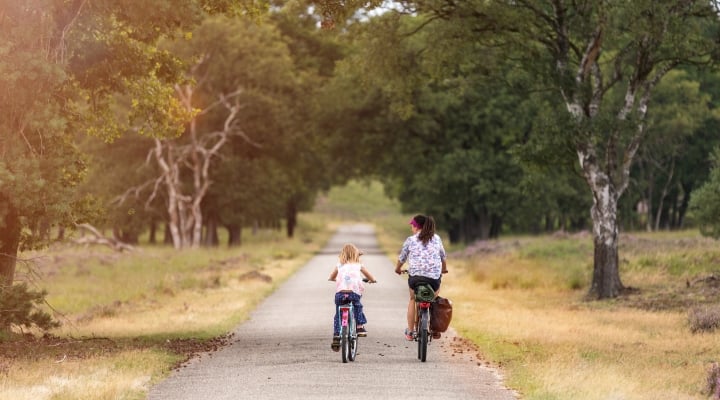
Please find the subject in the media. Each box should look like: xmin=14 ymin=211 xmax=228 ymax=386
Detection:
xmin=335 ymin=262 xmax=365 ymax=295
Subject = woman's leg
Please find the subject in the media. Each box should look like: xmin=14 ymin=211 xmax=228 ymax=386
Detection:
xmin=407 ymin=288 xmax=416 ymax=331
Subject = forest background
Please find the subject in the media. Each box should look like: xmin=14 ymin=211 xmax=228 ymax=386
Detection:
xmin=4 ymin=0 xmax=720 ymax=398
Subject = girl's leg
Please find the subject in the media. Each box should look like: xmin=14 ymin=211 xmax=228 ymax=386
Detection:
xmin=333 ymin=293 xmax=344 ymax=336
xmin=353 ymin=294 xmax=367 ymax=325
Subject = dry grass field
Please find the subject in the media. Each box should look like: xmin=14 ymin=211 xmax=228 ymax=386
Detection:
xmin=376 ymin=227 xmax=720 ymax=400
xmin=3 ymin=180 xmax=720 ymax=399
xmin=0 ymin=218 xmax=331 ymax=400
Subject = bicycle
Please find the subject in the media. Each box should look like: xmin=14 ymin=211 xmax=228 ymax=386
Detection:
xmin=413 ymin=283 xmax=434 ymax=362
xmin=333 ymin=279 xmax=374 ymax=363
xmin=337 ymin=296 xmax=358 ymax=363
xmin=400 ymin=271 xmax=445 ymax=362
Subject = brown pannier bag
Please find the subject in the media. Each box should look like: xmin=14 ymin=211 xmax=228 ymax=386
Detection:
xmin=430 ymin=296 xmax=453 ymax=333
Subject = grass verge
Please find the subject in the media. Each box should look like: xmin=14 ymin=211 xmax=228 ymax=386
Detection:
xmin=374 ymin=227 xmax=720 ymax=400
xmin=1 ymin=215 xmax=330 ymax=400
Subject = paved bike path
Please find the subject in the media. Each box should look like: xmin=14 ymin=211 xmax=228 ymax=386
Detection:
xmin=148 ymin=224 xmax=518 ymax=400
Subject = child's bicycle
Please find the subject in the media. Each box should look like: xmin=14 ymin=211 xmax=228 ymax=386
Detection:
xmin=334 ymin=279 xmax=374 ymax=363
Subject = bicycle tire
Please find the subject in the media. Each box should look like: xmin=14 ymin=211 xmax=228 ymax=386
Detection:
xmin=418 ymin=309 xmax=428 ymax=362
xmin=341 ymin=325 xmax=349 ymax=363
xmin=349 ymin=332 xmax=357 ymax=362
xmin=349 ymin=309 xmax=357 ymax=362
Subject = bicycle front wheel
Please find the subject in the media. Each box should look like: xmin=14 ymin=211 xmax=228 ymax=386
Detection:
xmin=349 ymin=332 xmax=358 ymax=361
xmin=341 ymin=326 xmax=350 ymax=363
xmin=349 ymin=313 xmax=358 ymax=362
xmin=418 ymin=310 xmax=428 ymax=362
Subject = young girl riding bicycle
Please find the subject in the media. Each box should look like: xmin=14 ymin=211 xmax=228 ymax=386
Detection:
xmin=328 ymin=243 xmax=376 ymax=352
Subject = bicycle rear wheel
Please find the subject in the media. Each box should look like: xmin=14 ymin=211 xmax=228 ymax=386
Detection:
xmin=418 ymin=310 xmax=428 ymax=362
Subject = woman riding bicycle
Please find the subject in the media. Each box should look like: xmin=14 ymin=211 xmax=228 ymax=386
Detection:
xmin=394 ymin=214 xmax=448 ymax=341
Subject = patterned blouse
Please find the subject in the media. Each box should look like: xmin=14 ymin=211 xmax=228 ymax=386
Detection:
xmin=398 ymin=234 xmax=447 ymax=279
xmin=335 ymin=262 xmax=366 ymax=295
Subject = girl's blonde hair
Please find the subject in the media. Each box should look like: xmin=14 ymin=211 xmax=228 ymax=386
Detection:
xmin=339 ymin=243 xmax=361 ymax=264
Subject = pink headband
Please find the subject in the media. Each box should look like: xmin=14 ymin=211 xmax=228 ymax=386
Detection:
xmin=409 ymin=219 xmax=421 ymax=229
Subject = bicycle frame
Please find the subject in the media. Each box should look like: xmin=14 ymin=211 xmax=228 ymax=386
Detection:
xmin=338 ymin=302 xmax=358 ymax=363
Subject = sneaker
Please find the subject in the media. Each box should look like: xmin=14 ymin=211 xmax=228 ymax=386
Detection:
xmin=331 ymin=336 xmax=340 ymax=352
xmin=432 ymin=332 xmax=441 ymax=339
xmin=404 ymin=328 xmax=415 ymax=341
xmin=357 ymin=327 xmax=367 ymax=337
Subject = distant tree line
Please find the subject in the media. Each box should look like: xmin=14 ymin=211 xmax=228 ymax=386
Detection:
xmin=4 ymin=0 xmax=720 ymax=302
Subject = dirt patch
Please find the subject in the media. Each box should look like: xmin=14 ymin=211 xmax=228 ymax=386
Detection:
xmin=615 ymin=273 xmax=720 ymax=311
xmin=238 ymin=270 xmax=272 ymax=283
xmin=0 ymin=332 xmax=234 ymax=372
xmin=449 ymin=240 xmax=521 ymax=259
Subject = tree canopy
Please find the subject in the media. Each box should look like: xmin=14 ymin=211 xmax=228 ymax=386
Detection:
xmin=4 ymin=0 xmax=720 ymax=305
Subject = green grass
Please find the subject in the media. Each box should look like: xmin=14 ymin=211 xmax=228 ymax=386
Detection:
xmin=314 ymin=179 xmax=402 ymax=221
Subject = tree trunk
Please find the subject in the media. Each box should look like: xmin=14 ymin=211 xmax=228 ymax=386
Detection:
xmin=489 ymin=215 xmax=502 ymax=238
xmin=677 ymin=182 xmax=691 ymax=228
xmin=204 ymin=215 xmax=219 ymax=247
xmin=149 ymin=220 xmax=157 ymax=244
xmin=0 ymin=201 xmax=21 ymax=287
xmin=447 ymin=224 xmax=460 ymax=244
xmin=590 ymin=233 xmax=623 ymax=299
xmin=227 ymin=224 xmax=242 ymax=247
xmin=654 ymin=159 xmax=675 ymax=231
xmin=587 ymin=187 xmax=625 ymax=299
xmin=286 ymin=200 xmax=297 ymax=238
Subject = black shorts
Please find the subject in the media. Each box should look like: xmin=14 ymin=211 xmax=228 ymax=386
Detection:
xmin=408 ymin=275 xmax=441 ymax=292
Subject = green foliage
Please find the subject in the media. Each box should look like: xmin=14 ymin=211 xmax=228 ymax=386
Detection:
xmin=309 ymin=0 xmax=385 ymax=28
xmin=0 ymin=0 xmax=250 ymax=282
xmin=323 ymin=10 xmax=595 ymax=241
xmin=690 ymin=148 xmax=720 ymax=239
xmin=0 ymin=283 xmax=59 ymax=332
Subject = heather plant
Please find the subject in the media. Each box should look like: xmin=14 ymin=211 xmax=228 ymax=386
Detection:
xmin=688 ymin=306 xmax=720 ymax=333
xmin=705 ymin=362 xmax=720 ymax=399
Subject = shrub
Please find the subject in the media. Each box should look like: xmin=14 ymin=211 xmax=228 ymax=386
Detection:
xmin=705 ymin=362 xmax=720 ymax=399
xmin=688 ymin=305 xmax=720 ymax=333
xmin=0 ymin=283 xmax=59 ymax=333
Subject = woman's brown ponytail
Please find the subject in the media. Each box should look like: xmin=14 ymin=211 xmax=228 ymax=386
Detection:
xmin=414 ymin=214 xmax=436 ymax=245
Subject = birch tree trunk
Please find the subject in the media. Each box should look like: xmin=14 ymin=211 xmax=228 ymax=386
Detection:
xmin=587 ymin=178 xmax=623 ymax=298
xmin=145 ymin=78 xmax=245 ymax=249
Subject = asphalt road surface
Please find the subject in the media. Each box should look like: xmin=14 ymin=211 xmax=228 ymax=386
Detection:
xmin=148 ymin=224 xmax=518 ymax=400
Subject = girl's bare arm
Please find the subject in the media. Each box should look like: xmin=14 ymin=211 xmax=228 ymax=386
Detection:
xmin=360 ymin=266 xmax=377 ymax=283
xmin=328 ymin=267 xmax=338 ymax=281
